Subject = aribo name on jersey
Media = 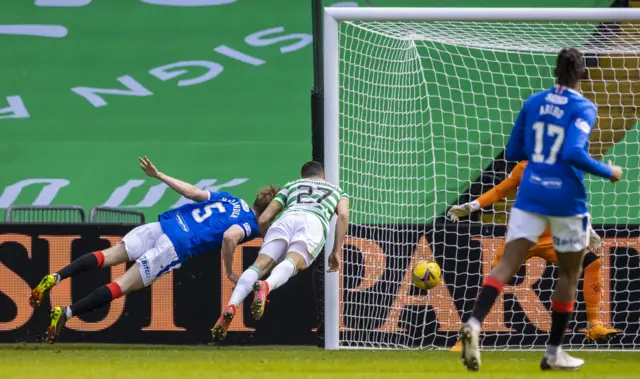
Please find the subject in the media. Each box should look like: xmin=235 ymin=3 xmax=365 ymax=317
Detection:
xmin=505 ymin=85 xmax=612 ymax=217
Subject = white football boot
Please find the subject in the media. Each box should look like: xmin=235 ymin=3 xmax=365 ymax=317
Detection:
xmin=459 ymin=323 xmax=481 ymax=371
xmin=540 ymin=348 xmax=584 ymax=371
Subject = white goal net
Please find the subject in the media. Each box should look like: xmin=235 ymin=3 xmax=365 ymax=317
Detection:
xmin=328 ymin=10 xmax=640 ymax=350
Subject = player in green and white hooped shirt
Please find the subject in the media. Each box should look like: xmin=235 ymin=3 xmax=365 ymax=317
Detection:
xmin=213 ymin=161 xmax=349 ymax=341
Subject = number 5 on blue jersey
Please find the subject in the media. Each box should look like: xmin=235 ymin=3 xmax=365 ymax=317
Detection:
xmin=192 ymin=202 xmax=226 ymax=223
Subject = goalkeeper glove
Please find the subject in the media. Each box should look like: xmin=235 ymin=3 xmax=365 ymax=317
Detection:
xmin=588 ymin=224 xmax=602 ymax=252
xmin=447 ymin=200 xmax=480 ymax=223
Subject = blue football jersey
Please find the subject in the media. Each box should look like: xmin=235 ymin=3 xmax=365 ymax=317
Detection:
xmin=505 ymin=85 xmax=612 ymax=217
xmin=158 ymin=191 xmax=259 ymax=261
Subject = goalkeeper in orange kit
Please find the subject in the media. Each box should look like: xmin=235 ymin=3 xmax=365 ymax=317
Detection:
xmin=448 ymin=161 xmax=617 ymax=351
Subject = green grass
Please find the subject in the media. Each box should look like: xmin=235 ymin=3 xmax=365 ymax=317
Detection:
xmin=0 ymin=344 xmax=638 ymax=379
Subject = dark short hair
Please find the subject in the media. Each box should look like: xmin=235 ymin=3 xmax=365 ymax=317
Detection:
xmin=301 ymin=161 xmax=324 ymax=178
xmin=554 ymin=48 xmax=585 ymax=87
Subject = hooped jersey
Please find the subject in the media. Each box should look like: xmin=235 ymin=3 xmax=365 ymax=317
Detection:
xmin=158 ymin=191 xmax=259 ymax=261
xmin=274 ymin=178 xmax=349 ymax=235
xmin=505 ymin=85 xmax=612 ymax=217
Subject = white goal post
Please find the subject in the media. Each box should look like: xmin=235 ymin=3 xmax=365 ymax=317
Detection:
xmin=323 ymin=7 xmax=640 ymax=351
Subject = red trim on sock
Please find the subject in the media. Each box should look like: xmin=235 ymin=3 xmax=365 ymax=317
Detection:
xmin=551 ymin=299 xmax=574 ymax=313
xmin=483 ymin=277 xmax=504 ymax=293
xmin=93 ymin=251 xmax=105 ymax=268
xmin=106 ymin=282 xmax=123 ymax=299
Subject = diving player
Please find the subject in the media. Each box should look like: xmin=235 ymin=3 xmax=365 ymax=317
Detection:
xmin=30 ymin=156 xmax=279 ymax=343
xmin=448 ymin=160 xmax=618 ymax=353
xmin=212 ymin=161 xmax=349 ymax=341
xmin=458 ymin=48 xmax=623 ymax=371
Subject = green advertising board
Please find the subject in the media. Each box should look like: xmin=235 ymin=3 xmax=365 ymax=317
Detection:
xmin=1 ymin=0 xmax=320 ymax=221
xmin=0 ymin=0 xmax=619 ymax=224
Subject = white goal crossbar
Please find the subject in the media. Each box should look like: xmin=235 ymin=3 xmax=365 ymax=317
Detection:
xmin=324 ymin=7 xmax=640 ymax=22
xmin=323 ymin=7 xmax=640 ymax=350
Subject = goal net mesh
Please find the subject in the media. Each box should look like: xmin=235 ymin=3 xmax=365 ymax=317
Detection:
xmin=337 ymin=19 xmax=640 ymax=350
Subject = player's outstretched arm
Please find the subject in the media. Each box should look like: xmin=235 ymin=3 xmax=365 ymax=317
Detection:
xmin=448 ymin=162 xmax=524 ymax=222
xmin=328 ymin=199 xmax=349 ymax=272
xmin=138 ymin=156 xmax=210 ymax=201
xmin=561 ymin=115 xmax=622 ymax=182
xmin=258 ymin=201 xmax=282 ymax=237
xmin=221 ymin=225 xmax=244 ymax=284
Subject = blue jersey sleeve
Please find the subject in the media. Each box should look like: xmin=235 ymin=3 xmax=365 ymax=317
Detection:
xmin=208 ymin=191 xmax=230 ymax=202
xmin=238 ymin=220 xmax=259 ymax=242
xmin=505 ymin=102 xmax=528 ymax=162
xmin=561 ymin=105 xmax=612 ymax=179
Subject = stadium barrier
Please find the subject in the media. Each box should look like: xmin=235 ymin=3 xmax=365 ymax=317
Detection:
xmin=1 ymin=223 xmax=638 ymax=347
xmin=3 ymin=206 xmax=145 ymax=225
xmin=88 ymin=206 xmax=145 ymax=224
xmin=0 ymin=224 xmax=316 ymax=345
xmin=4 ymin=206 xmax=86 ymax=223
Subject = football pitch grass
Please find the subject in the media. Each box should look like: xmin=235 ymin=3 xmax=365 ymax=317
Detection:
xmin=0 ymin=344 xmax=638 ymax=379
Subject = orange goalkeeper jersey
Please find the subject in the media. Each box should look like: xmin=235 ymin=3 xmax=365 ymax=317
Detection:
xmin=476 ymin=161 xmax=552 ymax=237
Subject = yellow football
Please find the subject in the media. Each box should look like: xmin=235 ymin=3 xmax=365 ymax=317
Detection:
xmin=411 ymin=260 xmax=441 ymax=290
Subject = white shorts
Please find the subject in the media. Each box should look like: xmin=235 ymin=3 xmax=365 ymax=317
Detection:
xmin=260 ymin=212 xmax=326 ymax=266
xmin=122 ymin=222 xmax=181 ymax=287
xmin=505 ymin=207 xmax=590 ymax=253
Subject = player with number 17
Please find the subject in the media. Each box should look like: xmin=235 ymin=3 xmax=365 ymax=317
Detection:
xmin=30 ymin=156 xmax=279 ymax=344
xmin=459 ymin=48 xmax=623 ymax=372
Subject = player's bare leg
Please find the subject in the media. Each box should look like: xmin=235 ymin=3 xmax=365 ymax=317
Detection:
xmin=453 ymin=241 xmax=534 ymax=352
xmin=486 ymin=238 xmax=534 ymax=283
xmin=213 ymin=254 xmax=278 ymax=341
xmin=460 ymin=238 xmax=534 ymax=371
xmin=31 ymin=243 xmax=129 ymax=308
xmin=540 ymin=250 xmax=585 ymax=371
xmin=452 ymin=248 xmax=616 ymax=352
xmin=252 ymin=251 xmax=308 ymax=320
xmin=47 ymin=262 xmax=144 ymax=344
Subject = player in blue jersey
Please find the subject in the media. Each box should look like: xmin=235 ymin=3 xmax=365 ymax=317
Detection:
xmin=29 ymin=156 xmax=279 ymax=344
xmin=459 ymin=48 xmax=623 ymax=372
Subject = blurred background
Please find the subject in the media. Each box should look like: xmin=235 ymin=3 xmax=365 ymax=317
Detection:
xmin=0 ymin=0 xmax=615 ymax=222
